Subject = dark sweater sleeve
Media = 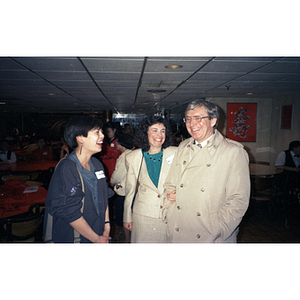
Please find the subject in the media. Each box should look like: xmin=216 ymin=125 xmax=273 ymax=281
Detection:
xmin=46 ymin=159 xmax=85 ymax=224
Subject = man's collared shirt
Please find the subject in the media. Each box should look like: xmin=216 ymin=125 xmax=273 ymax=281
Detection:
xmin=275 ymin=150 xmax=300 ymax=168
xmin=194 ymin=134 xmax=214 ymax=148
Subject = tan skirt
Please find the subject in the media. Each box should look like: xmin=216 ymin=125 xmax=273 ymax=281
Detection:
xmin=131 ymin=212 xmax=167 ymax=243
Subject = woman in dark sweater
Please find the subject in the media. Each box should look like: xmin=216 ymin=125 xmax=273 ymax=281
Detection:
xmin=43 ymin=116 xmax=114 ymax=243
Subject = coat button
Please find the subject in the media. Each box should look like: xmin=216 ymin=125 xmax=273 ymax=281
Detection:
xmin=177 ymin=205 xmax=181 ymax=210
xmin=160 ymin=205 xmax=163 ymax=209
xmin=183 ymin=160 xmax=186 ymax=164
xmin=196 ymin=212 xmax=201 ymax=216
xmin=180 ymin=184 xmax=183 ymax=188
xmin=201 ymin=188 xmax=205 ymax=192
xmin=157 ymin=194 xmax=161 ymax=198
xmin=206 ymin=164 xmax=211 ymax=167
xmin=175 ymin=228 xmax=180 ymax=232
xmin=197 ymin=234 xmax=201 ymax=239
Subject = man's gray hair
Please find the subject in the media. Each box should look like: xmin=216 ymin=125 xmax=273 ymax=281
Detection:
xmin=185 ymin=98 xmax=220 ymax=129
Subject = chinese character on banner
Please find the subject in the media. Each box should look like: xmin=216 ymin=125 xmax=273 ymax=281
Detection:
xmin=226 ymin=103 xmax=257 ymax=142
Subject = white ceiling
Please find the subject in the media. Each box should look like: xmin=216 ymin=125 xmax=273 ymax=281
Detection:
xmin=1 ymin=56 xmax=300 ymax=115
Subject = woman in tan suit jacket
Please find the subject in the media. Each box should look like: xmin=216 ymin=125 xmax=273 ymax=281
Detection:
xmin=123 ymin=115 xmax=177 ymax=243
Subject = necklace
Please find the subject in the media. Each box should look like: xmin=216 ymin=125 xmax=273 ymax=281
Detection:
xmin=146 ymin=150 xmax=163 ymax=162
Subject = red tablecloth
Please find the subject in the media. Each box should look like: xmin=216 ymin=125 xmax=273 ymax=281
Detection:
xmin=0 ymin=179 xmax=48 ymax=219
xmin=14 ymin=149 xmax=31 ymax=157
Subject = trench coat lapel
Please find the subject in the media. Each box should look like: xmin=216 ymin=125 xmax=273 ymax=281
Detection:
xmin=179 ymin=136 xmax=220 ymax=179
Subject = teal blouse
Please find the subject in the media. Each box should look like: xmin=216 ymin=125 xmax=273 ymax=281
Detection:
xmin=143 ymin=150 xmax=163 ymax=188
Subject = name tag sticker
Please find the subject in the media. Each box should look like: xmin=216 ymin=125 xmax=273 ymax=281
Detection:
xmin=95 ymin=170 xmax=106 ymax=179
xmin=110 ymin=143 xmax=115 ymax=147
xmin=166 ymin=154 xmax=175 ymax=165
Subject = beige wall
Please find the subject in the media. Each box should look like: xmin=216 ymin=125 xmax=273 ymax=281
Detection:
xmin=211 ymin=94 xmax=300 ymax=166
xmin=270 ymin=94 xmax=300 ymax=165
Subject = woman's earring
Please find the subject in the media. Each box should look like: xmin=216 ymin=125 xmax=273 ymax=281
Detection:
xmin=80 ymin=144 xmax=82 ymax=155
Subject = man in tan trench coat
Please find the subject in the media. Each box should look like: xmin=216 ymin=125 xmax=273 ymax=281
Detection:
xmin=162 ymin=99 xmax=250 ymax=243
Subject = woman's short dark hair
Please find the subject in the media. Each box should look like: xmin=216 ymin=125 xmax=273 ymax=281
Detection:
xmin=64 ymin=116 xmax=102 ymax=149
xmin=135 ymin=115 xmax=172 ymax=152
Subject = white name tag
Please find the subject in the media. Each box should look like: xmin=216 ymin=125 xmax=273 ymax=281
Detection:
xmin=165 ymin=154 xmax=175 ymax=165
xmin=110 ymin=143 xmax=115 ymax=147
xmin=43 ymin=152 xmax=48 ymax=155
xmin=95 ymin=170 xmax=106 ymax=179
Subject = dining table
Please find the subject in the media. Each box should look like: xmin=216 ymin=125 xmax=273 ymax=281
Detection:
xmin=249 ymin=163 xmax=283 ymax=176
xmin=0 ymin=178 xmax=48 ymax=219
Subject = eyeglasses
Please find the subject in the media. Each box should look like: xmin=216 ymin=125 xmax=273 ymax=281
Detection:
xmin=183 ymin=116 xmax=210 ymax=124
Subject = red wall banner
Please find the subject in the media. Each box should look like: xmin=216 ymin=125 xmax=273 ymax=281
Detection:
xmin=226 ymin=103 xmax=257 ymax=142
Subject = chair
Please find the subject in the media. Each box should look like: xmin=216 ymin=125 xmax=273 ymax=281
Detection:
xmin=29 ymin=202 xmax=45 ymax=214
xmin=34 ymin=167 xmax=54 ymax=189
xmin=0 ymin=205 xmax=45 ymax=242
xmin=1 ymin=174 xmax=31 ymax=182
xmin=24 ymin=180 xmax=42 ymax=187
xmin=277 ymin=171 xmax=300 ymax=228
xmin=250 ymin=174 xmax=275 ymax=221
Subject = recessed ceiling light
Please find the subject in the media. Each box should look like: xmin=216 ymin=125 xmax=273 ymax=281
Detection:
xmin=246 ymin=93 xmax=253 ymax=95
xmin=165 ymin=64 xmax=183 ymax=69
xmin=0 ymin=102 xmax=6 ymax=104
xmin=47 ymin=93 xmax=56 ymax=96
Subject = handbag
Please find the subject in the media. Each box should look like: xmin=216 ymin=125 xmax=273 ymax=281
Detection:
xmin=44 ymin=159 xmax=85 ymax=243
xmin=131 ymin=152 xmax=144 ymax=211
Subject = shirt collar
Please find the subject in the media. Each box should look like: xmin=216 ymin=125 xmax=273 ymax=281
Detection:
xmin=194 ymin=134 xmax=214 ymax=148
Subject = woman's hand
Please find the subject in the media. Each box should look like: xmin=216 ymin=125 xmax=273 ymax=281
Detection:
xmin=102 ymin=223 xmax=111 ymax=240
xmin=92 ymin=224 xmax=111 ymax=243
xmin=123 ymin=222 xmax=132 ymax=231
xmin=166 ymin=190 xmax=176 ymax=203
xmin=70 ymin=216 xmax=111 ymax=243
xmin=94 ymin=235 xmax=111 ymax=243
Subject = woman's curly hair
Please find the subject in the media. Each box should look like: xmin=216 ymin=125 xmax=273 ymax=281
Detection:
xmin=134 ymin=115 xmax=172 ymax=152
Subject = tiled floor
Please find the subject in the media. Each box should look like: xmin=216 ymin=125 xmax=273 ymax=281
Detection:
xmin=237 ymin=192 xmax=300 ymax=243
xmin=237 ymin=216 xmax=300 ymax=243
xmin=110 ymin=196 xmax=300 ymax=243
xmin=237 ymin=208 xmax=300 ymax=243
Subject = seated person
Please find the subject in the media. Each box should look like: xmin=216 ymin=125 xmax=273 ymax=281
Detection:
xmin=31 ymin=138 xmax=54 ymax=161
xmin=275 ymin=140 xmax=300 ymax=190
xmin=0 ymin=140 xmax=17 ymax=163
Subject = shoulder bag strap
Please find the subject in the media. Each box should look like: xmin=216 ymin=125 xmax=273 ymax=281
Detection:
xmin=73 ymin=164 xmax=85 ymax=243
xmin=131 ymin=151 xmax=144 ymax=211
